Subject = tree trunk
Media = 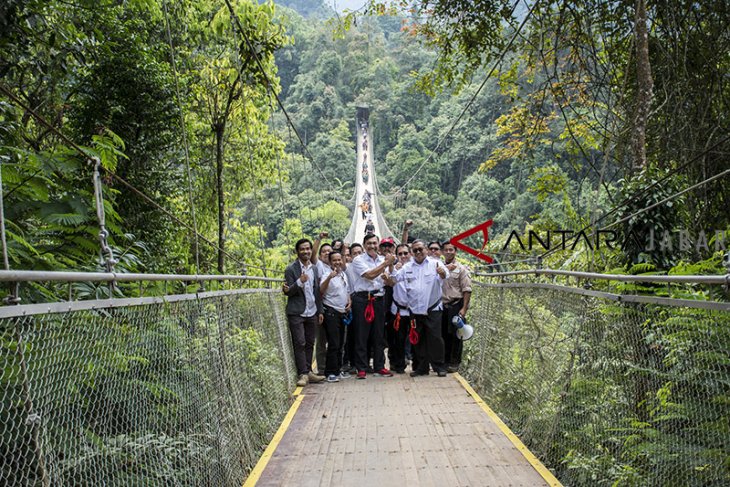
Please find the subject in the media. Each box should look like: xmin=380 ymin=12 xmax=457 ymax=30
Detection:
xmin=632 ymin=0 xmax=653 ymax=170
xmin=215 ymin=122 xmax=225 ymax=274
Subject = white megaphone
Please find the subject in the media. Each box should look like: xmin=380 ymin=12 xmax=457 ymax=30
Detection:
xmin=452 ymin=315 xmax=474 ymax=341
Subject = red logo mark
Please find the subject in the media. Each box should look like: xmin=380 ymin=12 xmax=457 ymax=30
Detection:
xmin=450 ymin=219 xmax=494 ymax=263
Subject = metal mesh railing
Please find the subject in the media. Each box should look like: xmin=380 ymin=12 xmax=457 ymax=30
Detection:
xmin=463 ymin=283 xmax=730 ymax=486
xmin=1 ymin=289 xmax=294 ymax=486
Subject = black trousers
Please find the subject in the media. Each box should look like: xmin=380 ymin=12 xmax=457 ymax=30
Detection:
xmin=322 ymin=306 xmax=345 ymax=376
xmin=315 ymin=323 xmax=327 ymax=374
xmin=352 ymin=293 xmax=385 ymax=372
xmin=442 ymin=299 xmax=464 ymax=366
xmin=287 ymin=314 xmax=317 ymax=376
xmin=386 ymin=310 xmax=410 ymax=372
xmin=412 ymin=310 xmax=445 ymax=374
xmin=342 ymin=323 xmax=355 ymax=370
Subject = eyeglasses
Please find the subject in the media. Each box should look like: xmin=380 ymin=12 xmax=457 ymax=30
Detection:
xmin=429 ymin=247 xmax=440 ymax=251
xmin=397 ymin=252 xmax=409 ymax=256
xmin=412 ymin=247 xmax=426 ymax=253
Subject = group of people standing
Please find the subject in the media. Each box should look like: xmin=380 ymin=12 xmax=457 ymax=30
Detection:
xmin=282 ymin=221 xmax=472 ymax=387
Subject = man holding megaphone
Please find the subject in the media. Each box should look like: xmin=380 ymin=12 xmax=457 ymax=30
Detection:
xmin=441 ymin=241 xmax=473 ymax=373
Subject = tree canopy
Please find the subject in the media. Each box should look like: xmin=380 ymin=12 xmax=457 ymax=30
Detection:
xmin=1 ymin=0 xmax=728 ymax=284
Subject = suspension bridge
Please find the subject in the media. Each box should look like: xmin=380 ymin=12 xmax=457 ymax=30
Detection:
xmin=1 ymin=106 xmax=729 ymax=486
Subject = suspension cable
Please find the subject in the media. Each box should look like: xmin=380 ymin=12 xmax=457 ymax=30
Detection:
xmin=0 ymin=164 xmax=9 ymax=272
xmin=162 ymin=0 xmax=201 ymax=275
xmin=243 ymin=116 xmax=270 ymax=278
xmin=0 ymin=161 xmax=20 ymax=304
xmin=396 ymin=0 xmax=535 ymax=193
xmin=92 ymin=157 xmax=118 ymax=294
xmin=271 ymin=109 xmax=292 ymax=250
xmin=222 ymin=0 xmax=337 ymax=195
xmin=102 ymin=171 xmax=283 ymax=274
xmin=0 ymin=83 xmax=90 ymax=157
xmin=92 ymin=158 xmax=117 ymax=273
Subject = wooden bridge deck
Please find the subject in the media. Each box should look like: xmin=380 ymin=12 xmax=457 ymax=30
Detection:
xmin=248 ymin=373 xmax=555 ymax=487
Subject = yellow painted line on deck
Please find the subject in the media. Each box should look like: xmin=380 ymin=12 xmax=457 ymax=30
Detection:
xmin=243 ymin=393 xmax=305 ymax=487
xmin=454 ymin=373 xmax=563 ymax=487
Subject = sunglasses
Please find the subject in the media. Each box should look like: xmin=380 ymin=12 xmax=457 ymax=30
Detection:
xmin=429 ymin=247 xmax=440 ymax=251
xmin=412 ymin=247 xmax=426 ymax=253
xmin=397 ymin=252 xmax=409 ymax=256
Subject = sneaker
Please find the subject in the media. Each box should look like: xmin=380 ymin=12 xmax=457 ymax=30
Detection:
xmin=327 ymin=374 xmax=340 ymax=383
xmin=393 ymin=368 xmax=406 ymax=374
xmin=308 ymin=372 xmax=325 ymax=383
xmin=375 ymin=368 xmax=393 ymax=377
xmin=437 ymin=370 xmax=447 ymax=377
xmin=339 ymin=371 xmax=352 ymax=379
xmin=446 ymin=365 xmax=459 ymax=373
xmin=296 ymin=374 xmax=308 ymax=387
xmin=410 ymin=370 xmax=428 ymax=377
xmin=356 ymin=370 xmax=367 ymax=380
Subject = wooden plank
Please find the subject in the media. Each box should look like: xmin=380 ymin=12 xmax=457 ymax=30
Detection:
xmin=251 ymin=372 xmax=555 ymax=486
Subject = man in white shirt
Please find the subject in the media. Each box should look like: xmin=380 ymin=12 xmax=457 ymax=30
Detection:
xmin=345 ymin=243 xmax=364 ymax=294
xmin=349 ymin=234 xmax=396 ymax=379
xmin=282 ymin=238 xmax=325 ymax=387
xmin=392 ymin=239 xmax=449 ymax=377
xmin=311 ymin=237 xmax=333 ymax=374
xmin=312 ymin=232 xmax=333 ymax=277
xmin=386 ymin=243 xmax=412 ymax=374
xmin=342 ymin=243 xmax=364 ymax=373
xmin=320 ymin=250 xmax=351 ymax=382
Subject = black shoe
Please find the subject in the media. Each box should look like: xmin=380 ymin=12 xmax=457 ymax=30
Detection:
xmin=446 ymin=365 xmax=459 ymax=373
xmin=393 ymin=368 xmax=406 ymax=374
xmin=437 ymin=370 xmax=447 ymax=377
xmin=410 ymin=370 xmax=428 ymax=377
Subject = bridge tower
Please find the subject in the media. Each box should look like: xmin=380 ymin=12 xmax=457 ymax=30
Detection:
xmin=345 ymin=106 xmax=396 ymax=244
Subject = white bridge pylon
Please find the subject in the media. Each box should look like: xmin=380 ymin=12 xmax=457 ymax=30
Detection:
xmin=345 ymin=108 xmax=396 ymax=245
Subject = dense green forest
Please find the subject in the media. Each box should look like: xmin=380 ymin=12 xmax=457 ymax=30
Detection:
xmin=1 ymin=2 xmax=728 ymax=486
xmin=0 ymin=0 xmax=728 ymax=287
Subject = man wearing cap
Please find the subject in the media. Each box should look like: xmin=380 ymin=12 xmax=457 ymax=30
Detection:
xmin=441 ymin=241 xmax=472 ymax=373
xmin=349 ymin=233 xmax=396 ymax=379
xmin=392 ymin=239 xmax=450 ymax=377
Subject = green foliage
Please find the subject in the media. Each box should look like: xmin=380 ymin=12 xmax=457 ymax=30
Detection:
xmin=464 ymin=285 xmax=730 ymax=487
xmin=3 ymin=0 xmax=727 ymax=284
xmin=0 ymin=0 xmax=296 ymax=283
xmin=0 ymin=292 xmax=293 ymax=485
